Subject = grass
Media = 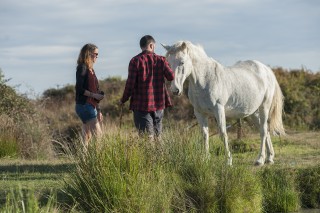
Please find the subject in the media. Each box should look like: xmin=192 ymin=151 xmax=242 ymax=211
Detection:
xmin=0 ymin=159 xmax=73 ymax=211
xmin=0 ymin=136 xmax=18 ymax=158
xmin=62 ymin=126 xmax=263 ymax=212
xmin=1 ymin=187 xmax=60 ymax=213
xmin=260 ymin=167 xmax=300 ymax=212
xmin=0 ymin=122 xmax=319 ymax=212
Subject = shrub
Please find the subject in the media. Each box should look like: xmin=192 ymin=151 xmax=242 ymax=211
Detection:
xmin=260 ymin=167 xmax=300 ymax=212
xmin=0 ymin=133 xmax=19 ymax=158
xmin=297 ymin=166 xmax=320 ymax=208
xmin=64 ymin=133 xmax=179 ymax=212
xmin=1 ymin=187 xmax=59 ymax=212
xmin=214 ymin=165 xmax=262 ymax=213
xmin=0 ymin=70 xmax=54 ymax=159
xmin=64 ymin=124 xmax=266 ymax=212
xmin=274 ymin=68 xmax=320 ymax=130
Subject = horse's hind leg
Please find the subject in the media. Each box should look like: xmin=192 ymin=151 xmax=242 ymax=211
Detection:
xmin=194 ymin=110 xmax=209 ymax=156
xmin=249 ymin=112 xmax=274 ymax=164
xmin=265 ymin=132 xmax=275 ymax=164
xmin=255 ymin=106 xmax=272 ymax=166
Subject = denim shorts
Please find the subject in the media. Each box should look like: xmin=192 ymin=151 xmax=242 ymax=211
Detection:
xmin=75 ymin=103 xmax=97 ymax=124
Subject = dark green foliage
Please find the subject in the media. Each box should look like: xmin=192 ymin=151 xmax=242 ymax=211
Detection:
xmin=0 ymin=73 xmax=35 ymax=121
xmin=260 ymin=167 xmax=300 ymax=212
xmin=1 ymin=187 xmax=58 ymax=212
xmin=214 ymin=165 xmax=262 ymax=213
xmin=0 ymin=133 xmax=18 ymax=158
xmin=297 ymin=166 xmax=320 ymax=208
xmin=274 ymin=68 xmax=320 ymax=130
xmin=42 ymin=85 xmax=75 ymax=100
xmin=174 ymin=151 xmax=217 ymax=211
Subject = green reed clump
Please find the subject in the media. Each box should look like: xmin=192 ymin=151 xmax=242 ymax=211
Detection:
xmin=161 ymin=128 xmax=218 ymax=212
xmin=63 ymin=124 xmax=271 ymax=212
xmin=260 ymin=167 xmax=300 ymax=213
xmin=164 ymin=125 xmax=263 ymax=213
xmin=297 ymin=165 xmax=320 ymax=208
xmin=0 ymin=187 xmax=59 ymax=213
xmin=214 ymin=164 xmax=262 ymax=213
xmin=63 ymin=123 xmax=320 ymax=213
xmin=0 ymin=133 xmax=18 ymax=158
xmin=64 ymin=132 xmax=179 ymax=212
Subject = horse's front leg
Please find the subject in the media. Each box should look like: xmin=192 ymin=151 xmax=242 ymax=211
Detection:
xmin=194 ymin=110 xmax=209 ymax=155
xmin=214 ymin=104 xmax=232 ymax=166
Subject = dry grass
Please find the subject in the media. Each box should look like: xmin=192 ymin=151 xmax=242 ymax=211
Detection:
xmin=275 ymin=131 xmax=320 ymax=167
xmin=285 ymin=131 xmax=320 ymax=148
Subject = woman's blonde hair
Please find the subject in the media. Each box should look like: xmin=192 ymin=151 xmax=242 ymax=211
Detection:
xmin=77 ymin=43 xmax=98 ymax=69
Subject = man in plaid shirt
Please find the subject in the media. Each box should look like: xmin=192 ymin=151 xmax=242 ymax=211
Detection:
xmin=120 ymin=35 xmax=174 ymax=139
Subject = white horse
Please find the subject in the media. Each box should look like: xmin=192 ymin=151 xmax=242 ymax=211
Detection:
xmin=162 ymin=41 xmax=285 ymax=166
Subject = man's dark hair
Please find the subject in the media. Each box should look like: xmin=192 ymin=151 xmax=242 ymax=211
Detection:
xmin=140 ymin=35 xmax=155 ymax=49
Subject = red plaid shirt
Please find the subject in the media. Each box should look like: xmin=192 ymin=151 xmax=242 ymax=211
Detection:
xmin=121 ymin=50 xmax=174 ymax=112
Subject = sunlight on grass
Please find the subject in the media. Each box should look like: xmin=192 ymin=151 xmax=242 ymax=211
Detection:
xmin=0 ymin=123 xmax=319 ymax=212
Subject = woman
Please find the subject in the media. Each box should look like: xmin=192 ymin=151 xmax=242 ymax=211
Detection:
xmin=75 ymin=43 xmax=104 ymax=146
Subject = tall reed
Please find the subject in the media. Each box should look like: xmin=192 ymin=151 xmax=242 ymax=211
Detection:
xmin=0 ymin=187 xmax=59 ymax=213
xmin=260 ymin=167 xmax=300 ymax=212
xmin=297 ymin=165 xmax=320 ymax=208
xmin=64 ymin=124 xmax=266 ymax=212
xmin=63 ymin=131 xmax=179 ymax=212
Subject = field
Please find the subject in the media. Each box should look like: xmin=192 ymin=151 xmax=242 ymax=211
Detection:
xmin=0 ymin=122 xmax=319 ymax=212
xmin=0 ymin=69 xmax=319 ymax=212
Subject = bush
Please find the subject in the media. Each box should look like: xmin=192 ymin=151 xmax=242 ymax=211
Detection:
xmin=274 ymin=68 xmax=320 ymax=130
xmin=64 ymin=125 xmax=265 ymax=212
xmin=64 ymin=133 xmax=178 ymax=212
xmin=297 ymin=166 xmax=320 ymax=208
xmin=1 ymin=187 xmax=59 ymax=212
xmin=215 ymin=165 xmax=262 ymax=213
xmin=260 ymin=167 xmax=300 ymax=212
xmin=0 ymin=134 xmax=19 ymax=158
xmin=0 ymin=70 xmax=54 ymax=159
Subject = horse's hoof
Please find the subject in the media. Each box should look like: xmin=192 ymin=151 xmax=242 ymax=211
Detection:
xmin=266 ymin=159 xmax=274 ymax=165
xmin=254 ymin=160 xmax=264 ymax=166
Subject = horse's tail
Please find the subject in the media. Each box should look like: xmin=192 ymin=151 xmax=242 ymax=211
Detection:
xmin=269 ymin=79 xmax=286 ymax=136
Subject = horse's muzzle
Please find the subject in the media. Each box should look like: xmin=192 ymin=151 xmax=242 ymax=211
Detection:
xmin=172 ymin=89 xmax=181 ymax=96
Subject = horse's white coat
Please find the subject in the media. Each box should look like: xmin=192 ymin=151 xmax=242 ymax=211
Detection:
xmin=163 ymin=41 xmax=285 ymax=166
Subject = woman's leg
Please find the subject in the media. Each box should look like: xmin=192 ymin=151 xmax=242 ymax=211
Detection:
xmin=81 ymin=118 xmax=102 ymax=150
xmin=82 ymin=123 xmax=92 ymax=147
xmin=87 ymin=118 xmax=102 ymax=140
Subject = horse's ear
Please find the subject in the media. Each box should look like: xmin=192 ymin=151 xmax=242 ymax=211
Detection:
xmin=161 ymin=43 xmax=171 ymax=52
xmin=181 ymin=42 xmax=187 ymax=50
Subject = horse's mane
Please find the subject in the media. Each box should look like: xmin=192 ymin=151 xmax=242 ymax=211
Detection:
xmin=166 ymin=41 xmax=221 ymax=84
xmin=166 ymin=41 xmax=218 ymax=67
xmin=165 ymin=41 xmax=208 ymax=61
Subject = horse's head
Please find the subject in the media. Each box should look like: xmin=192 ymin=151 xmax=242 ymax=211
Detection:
xmin=162 ymin=41 xmax=193 ymax=96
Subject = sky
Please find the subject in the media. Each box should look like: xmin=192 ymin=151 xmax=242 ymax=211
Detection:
xmin=0 ymin=0 xmax=319 ymax=97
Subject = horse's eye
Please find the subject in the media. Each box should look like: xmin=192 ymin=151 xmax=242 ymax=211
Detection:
xmin=180 ymin=62 xmax=184 ymax=66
